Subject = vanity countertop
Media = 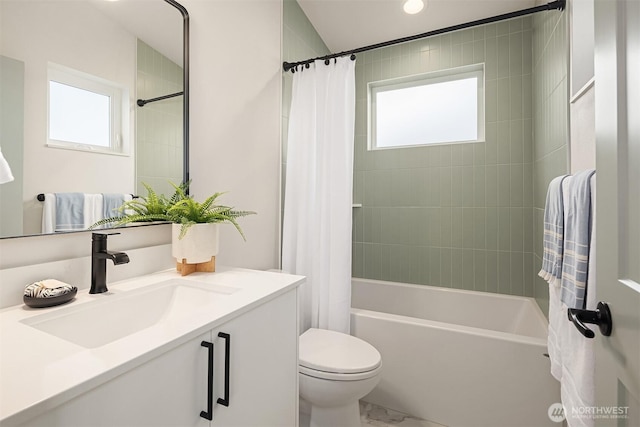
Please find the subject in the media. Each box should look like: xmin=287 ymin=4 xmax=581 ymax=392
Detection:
xmin=0 ymin=267 xmax=304 ymax=426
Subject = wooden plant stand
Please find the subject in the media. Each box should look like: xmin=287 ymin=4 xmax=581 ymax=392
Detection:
xmin=176 ymin=256 xmax=216 ymax=276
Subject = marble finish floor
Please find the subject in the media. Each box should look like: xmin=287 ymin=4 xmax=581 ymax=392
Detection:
xmin=299 ymin=400 xmax=446 ymax=427
xmin=359 ymin=402 xmax=446 ymax=427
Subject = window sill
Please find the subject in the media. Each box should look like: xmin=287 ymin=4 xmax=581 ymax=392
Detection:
xmin=46 ymin=141 xmax=129 ymax=157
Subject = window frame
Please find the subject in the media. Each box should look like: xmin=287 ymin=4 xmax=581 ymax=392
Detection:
xmin=47 ymin=62 xmax=129 ymax=156
xmin=368 ymin=63 xmax=485 ymax=150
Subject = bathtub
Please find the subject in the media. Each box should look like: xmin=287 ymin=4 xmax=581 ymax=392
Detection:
xmin=351 ymin=278 xmax=560 ymax=427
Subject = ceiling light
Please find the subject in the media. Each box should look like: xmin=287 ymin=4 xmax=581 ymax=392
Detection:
xmin=403 ymin=0 xmax=424 ymax=14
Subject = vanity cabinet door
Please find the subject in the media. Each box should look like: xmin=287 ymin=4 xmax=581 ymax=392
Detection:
xmin=209 ymin=289 xmax=298 ymax=427
xmin=19 ymin=332 xmax=211 ymax=427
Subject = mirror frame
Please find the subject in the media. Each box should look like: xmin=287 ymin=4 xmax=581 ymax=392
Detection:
xmin=165 ymin=0 xmax=190 ymax=187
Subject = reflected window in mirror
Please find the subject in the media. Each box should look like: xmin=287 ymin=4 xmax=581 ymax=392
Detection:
xmin=47 ymin=63 xmax=129 ymax=156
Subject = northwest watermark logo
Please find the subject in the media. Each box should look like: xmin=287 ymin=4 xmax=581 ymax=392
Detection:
xmin=548 ymin=403 xmax=629 ymax=422
xmin=548 ymin=403 xmax=565 ymax=422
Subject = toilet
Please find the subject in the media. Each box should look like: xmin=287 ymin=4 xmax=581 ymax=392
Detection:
xmin=299 ymin=328 xmax=382 ymax=427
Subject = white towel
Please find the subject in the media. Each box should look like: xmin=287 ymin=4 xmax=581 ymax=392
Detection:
xmin=41 ymin=193 xmax=56 ymax=233
xmin=83 ymin=194 xmax=103 ymax=229
xmin=560 ymin=175 xmax=596 ymax=427
xmin=547 ymin=281 xmax=563 ymax=381
xmin=0 ymin=147 xmax=14 ymax=184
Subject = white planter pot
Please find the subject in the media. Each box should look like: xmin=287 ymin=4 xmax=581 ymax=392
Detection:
xmin=171 ymin=223 xmax=220 ymax=264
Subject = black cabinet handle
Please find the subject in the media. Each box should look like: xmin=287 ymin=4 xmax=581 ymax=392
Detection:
xmin=567 ymin=301 xmax=613 ymax=339
xmin=200 ymin=341 xmax=214 ymax=420
xmin=217 ymin=332 xmax=231 ymax=407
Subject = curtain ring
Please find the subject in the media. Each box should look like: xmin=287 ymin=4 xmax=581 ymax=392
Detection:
xmin=334 ymin=57 xmax=337 ymax=64
xmin=305 ymin=63 xmax=310 ymax=69
xmin=324 ymin=58 xmax=330 ymax=65
xmin=350 ymin=54 xmax=356 ymax=61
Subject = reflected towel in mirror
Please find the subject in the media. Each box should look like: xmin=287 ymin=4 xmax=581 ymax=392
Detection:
xmin=0 ymin=147 xmax=14 ymax=184
xmin=41 ymin=193 xmax=132 ymax=233
xmin=55 ymin=193 xmax=85 ymax=232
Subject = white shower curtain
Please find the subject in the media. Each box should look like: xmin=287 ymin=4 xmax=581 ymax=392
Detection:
xmin=282 ymin=57 xmax=356 ymax=334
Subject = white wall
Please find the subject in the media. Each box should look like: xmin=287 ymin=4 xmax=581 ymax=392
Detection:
xmin=184 ymin=0 xmax=283 ymax=270
xmin=570 ymin=83 xmax=596 ymax=173
xmin=0 ymin=0 xmax=136 ymax=234
xmin=568 ymin=0 xmax=596 ymax=173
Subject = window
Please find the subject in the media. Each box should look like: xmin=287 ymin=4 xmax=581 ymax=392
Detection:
xmin=47 ymin=63 xmax=128 ymax=155
xmin=368 ymin=64 xmax=484 ymax=150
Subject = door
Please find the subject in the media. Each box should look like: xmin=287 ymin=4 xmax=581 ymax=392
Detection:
xmin=593 ymin=1 xmax=640 ymax=426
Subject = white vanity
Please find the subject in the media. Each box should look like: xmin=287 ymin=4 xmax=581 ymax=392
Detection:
xmin=0 ymin=267 xmax=303 ymax=427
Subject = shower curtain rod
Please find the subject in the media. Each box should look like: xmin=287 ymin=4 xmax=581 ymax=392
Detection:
xmin=136 ymin=91 xmax=184 ymax=107
xmin=282 ymin=0 xmax=565 ymax=72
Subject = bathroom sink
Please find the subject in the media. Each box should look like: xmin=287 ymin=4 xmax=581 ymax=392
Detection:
xmin=21 ymin=279 xmax=238 ymax=348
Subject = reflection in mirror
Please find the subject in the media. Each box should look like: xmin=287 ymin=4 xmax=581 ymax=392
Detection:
xmin=0 ymin=0 xmax=187 ymax=239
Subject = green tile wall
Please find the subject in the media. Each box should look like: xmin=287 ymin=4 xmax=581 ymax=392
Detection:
xmin=281 ymin=0 xmax=330 ymax=228
xmin=136 ymin=39 xmax=183 ymax=196
xmin=353 ymin=17 xmax=536 ymax=297
xmin=532 ymin=11 xmax=569 ymax=316
xmin=282 ymin=3 xmax=569 ymax=305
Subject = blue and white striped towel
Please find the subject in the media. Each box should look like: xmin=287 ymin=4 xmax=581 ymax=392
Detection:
xmin=539 ymin=175 xmax=568 ymax=288
xmin=560 ymin=169 xmax=596 ymax=309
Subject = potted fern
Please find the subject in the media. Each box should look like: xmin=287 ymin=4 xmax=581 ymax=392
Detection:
xmin=91 ymin=182 xmax=255 ymax=273
xmin=167 ymin=186 xmax=255 ymax=269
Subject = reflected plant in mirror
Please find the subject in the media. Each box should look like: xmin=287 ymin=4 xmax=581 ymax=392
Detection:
xmin=0 ymin=0 xmax=188 ymax=239
xmin=91 ymin=182 xmax=256 ymax=241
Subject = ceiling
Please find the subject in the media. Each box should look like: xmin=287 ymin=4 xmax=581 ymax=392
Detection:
xmin=297 ymin=0 xmax=538 ymax=53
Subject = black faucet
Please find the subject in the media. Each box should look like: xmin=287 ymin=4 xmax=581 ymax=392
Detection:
xmin=91 ymin=232 xmax=130 ymax=294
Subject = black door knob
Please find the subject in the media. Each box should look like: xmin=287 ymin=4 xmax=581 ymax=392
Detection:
xmin=567 ymin=301 xmax=613 ymax=338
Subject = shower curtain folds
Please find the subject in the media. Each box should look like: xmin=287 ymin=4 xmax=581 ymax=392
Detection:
xmin=282 ymin=57 xmax=356 ymax=334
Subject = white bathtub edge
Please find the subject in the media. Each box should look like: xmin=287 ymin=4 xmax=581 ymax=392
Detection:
xmin=351 ymin=307 xmax=548 ymax=348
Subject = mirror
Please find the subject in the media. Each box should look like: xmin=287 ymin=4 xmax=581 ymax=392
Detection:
xmin=0 ymin=0 xmax=189 ymax=239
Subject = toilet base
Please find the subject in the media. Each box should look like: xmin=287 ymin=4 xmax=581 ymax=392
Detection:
xmin=309 ymin=401 xmax=361 ymax=427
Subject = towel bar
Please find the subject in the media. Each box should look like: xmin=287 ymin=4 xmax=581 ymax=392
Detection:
xmin=37 ymin=194 xmax=138 ymax=201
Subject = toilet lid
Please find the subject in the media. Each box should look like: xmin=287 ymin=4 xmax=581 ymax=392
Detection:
xmin=299 ymin=328 xmax=381 ymax=374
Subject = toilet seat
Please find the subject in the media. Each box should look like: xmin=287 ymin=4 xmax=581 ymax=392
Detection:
xmin=299 ymin=362 xmax=382 ymax=381
xmin=299 ymin=328 xmax=382 ymax=381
